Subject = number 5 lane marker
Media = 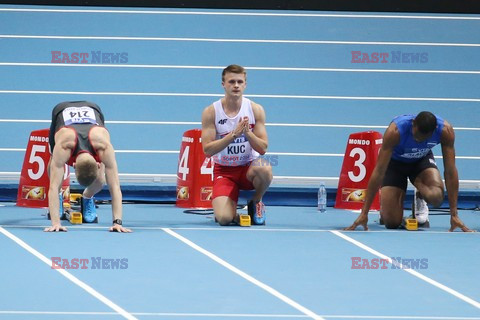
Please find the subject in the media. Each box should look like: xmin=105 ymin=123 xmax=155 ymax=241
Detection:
xmin=162 ymin=228 xmax=324 ymax=320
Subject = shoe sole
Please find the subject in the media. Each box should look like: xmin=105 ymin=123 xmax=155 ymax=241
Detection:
xmin=83 ymin=216 xmax=98 ymax=224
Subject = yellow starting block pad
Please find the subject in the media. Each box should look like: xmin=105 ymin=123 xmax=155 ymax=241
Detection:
xmin=70 ymin=193 xmax=82 ymax=203
xmin=69 ymin=211 xmax=83 ymax=224
xmin=239 ymin=214 xmax=251 ymax=227
xmin=404 ymin=218 xmax=418 ymax=231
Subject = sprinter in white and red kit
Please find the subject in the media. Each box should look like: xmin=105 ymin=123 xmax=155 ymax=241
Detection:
xmin=201 ymin=65 xmax=273 ymax=225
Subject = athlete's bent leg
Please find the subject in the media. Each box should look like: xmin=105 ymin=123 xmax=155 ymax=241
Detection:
xmin=79 ymin=164 xmax=104 ymax=223
xmin=246 ymin=158 xmax=273 ymax=202
xmin=414 ymin=168 xmax=444 ymax=207
xmin=380 ymin=186 xmax=405 ymax=229
xmin=213 ymin=196 xmax=237 ymax=226
xmin=212 ymin=175 xmax=240 ymax=226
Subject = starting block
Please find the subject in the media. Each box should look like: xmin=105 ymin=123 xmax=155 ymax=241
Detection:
xmin=70 ymin=193 xmax=82 ymax=204
xmin=67 ymin=211 xmax=83 ymax=224
xmin=403 ymin=218 xmax=418 ymax=231
xmin=239 ymin=214 xmax=251 ymax=227
xmin=47 ymin=193 xmax=85 ymax=224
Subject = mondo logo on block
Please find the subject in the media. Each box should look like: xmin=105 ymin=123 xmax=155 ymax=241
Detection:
xmin=335 ymin=131 xmax=383 ymax=210
xmin=17 ymin=129 xmax=70 ymax=208
xmin=176 ymin=129 xmax=214 ymax=209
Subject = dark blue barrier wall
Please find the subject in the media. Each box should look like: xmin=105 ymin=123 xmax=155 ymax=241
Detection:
xmin=2 ymin=184 xmax=479 ymax=210
xmin=1 ymin=0 xmax=480 ymax=13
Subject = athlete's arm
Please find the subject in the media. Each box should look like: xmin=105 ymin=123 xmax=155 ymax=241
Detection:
xmin=441 ymin=121 xmax=473 ymax=232
xmin=45 ymin=132 xmax=72 ymax=232
xmin=345 ymin=123 xmax=399 ymax=230
xmin=441 ymin=122 xmax=458 ymax=216
xmin=244 ymin=102 xmax=268 ymax=155
xmin=95 ymin=129 xmax=131 ymax=233
xmin=201 ymin=105 xmax=246 ymax=157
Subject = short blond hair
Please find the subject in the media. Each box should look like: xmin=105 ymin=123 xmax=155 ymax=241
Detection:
xmin=75 ymin=154 xmax=98 ymax=186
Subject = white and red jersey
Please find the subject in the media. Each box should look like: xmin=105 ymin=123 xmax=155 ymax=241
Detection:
xmin=212 ymin=97 xmax=260 ymax=166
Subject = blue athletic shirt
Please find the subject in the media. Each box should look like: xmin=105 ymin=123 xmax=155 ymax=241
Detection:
xmin=391 ymin=114 xmax=444 ymax=163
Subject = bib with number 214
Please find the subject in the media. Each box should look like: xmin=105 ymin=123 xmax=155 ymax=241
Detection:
xmin=63 ymin=106 xmax=98 ymax=126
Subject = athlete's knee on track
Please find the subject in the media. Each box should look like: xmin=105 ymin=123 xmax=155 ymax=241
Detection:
xmin=216 ymin=213 xmax=234 ymax=226
xmin=381 ymin=211 xmax=403 ymax=230
xmin=385 ymin=221 xmax=402 ymax=229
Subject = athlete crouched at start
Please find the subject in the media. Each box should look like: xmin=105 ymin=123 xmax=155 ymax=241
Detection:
xmin=45 ymin=101 xmax=131 ymax=233
xmin=201 ymin=65 xmax=273 ymax=225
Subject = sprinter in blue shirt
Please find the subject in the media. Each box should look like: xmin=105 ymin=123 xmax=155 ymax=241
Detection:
xmin=345 ymin=111 xmax=472 ymax=232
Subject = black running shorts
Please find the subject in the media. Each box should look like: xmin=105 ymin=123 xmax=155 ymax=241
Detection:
xmin=382 ymin=150 xmax=439 ymax=191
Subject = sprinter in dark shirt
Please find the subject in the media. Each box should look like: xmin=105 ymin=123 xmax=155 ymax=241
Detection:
xmin=46 ymin=101 xmax=131 ymax=233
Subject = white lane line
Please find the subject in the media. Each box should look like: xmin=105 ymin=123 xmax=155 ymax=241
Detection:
xmin=2 ymin=148 xmax=480 ymax=160
xmin=0 ymin=89 xmax=223 ymax=97
xmin=1 ymin=225 xmax=480 ymax=234
xmin=0 ymin=119 xmax=479 ymax=131
xmin=162 ymin=227 xmax=324 ymax=320
xmin=0 ymin=310 xmax=308 ymax=318
xmin=0 ymin=311 xmax=120 ymax=316
xmin=0 ymin=310 xmax=479 ymax=319
xmin=0 ymin=119 xmax=391 ymax=129
xmin=3 ymin=63 xmax=480 ymax=75
xmin=1 ymin=90 xmax=480 ymax=103
xmin=0 ymin=226 xmax=138 ymax=320
xmin=1 ymin=8 xmax=480 ymax=20
xmin=330 ymin=230 xmax=480 ymax=309
xmin=104 ymin=122 xmax=386 ymax=129
xmin=1 ymin=34 xmax=480 ymax=47
xmin=320 ymin=317 xmax=480 ymax=320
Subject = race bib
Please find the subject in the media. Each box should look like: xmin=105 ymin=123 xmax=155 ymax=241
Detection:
xmin=63 ymin=106 xmax=98 ymax=125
